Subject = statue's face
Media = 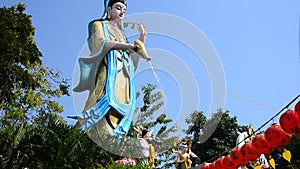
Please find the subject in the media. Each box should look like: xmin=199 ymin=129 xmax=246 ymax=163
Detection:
xmin=109 ymin=2 xmax=126 ymax=22
xmin=182 ymin=146 xmax=188 ymax=152
xmin=143 ymin=131 xmax=151 ymax=139
xmin=248 ymin=127 xmax=254 ymax=135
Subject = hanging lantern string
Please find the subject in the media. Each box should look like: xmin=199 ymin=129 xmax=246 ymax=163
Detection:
xmin=236 ymin=94 xmax=300 ymax=148
xmin=252 ymin=94 xmax=300 ymax=134
xmin=206 ymin=94 xmax=300 ymax=163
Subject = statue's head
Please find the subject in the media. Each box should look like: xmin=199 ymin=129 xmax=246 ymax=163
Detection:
xmin=247 ymin=124 xmax=254 ymax=135
xmin=141 ymin=129 xmax=149 ymax=138
xmin=142 ymin=129 xmax=154 ymax=138
xmin=101 ymin=0 xmax=127 ymax=19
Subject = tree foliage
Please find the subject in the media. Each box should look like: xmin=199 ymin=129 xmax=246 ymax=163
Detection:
xmin=0 ymin=4 xmax=69 ymax=127
xmin=0 ymin=114 xmax=109 ymax=169
xmin=129 ymin=83 xmax=177 ymax=168
xmin=131 ymin=83 xmax=175 ymax=138
xmin=185 ymin=109 xmax=246 ymax=163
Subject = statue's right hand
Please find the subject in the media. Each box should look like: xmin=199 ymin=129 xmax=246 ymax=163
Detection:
xmin=127 ymin=43 xmax=139 ymax=53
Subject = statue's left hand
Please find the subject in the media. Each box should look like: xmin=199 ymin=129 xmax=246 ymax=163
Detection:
xmin=138 ymin=23 xmax=147 ymax=37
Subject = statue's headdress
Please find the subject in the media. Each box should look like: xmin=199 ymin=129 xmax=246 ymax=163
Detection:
xmin=172 ymin=139 xmax=192 ymax=153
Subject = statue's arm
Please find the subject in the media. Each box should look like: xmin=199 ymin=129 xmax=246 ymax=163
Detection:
xmin=95 ymin=22 xmax=137 ymax=52
xmin=91 ymin=21 xmax=141 ymax=71
xmin=90 ymin=21 xmax=105 ymax=56
xmin=90 ymin=21 xmax=137 ymax=62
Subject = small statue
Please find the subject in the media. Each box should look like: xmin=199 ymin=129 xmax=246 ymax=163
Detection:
xmin=236 ymin=124 xmax=256 ymax=169
xmin=236 ymin=124 xmax=255 ymax=148
xmin=173 ymin=139 xmax=193 ymax=169
xmin=134 ymin=125 xmax=156 ymax=168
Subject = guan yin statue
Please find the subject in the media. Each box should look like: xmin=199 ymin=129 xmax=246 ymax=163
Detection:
xmin=68 ymin=0 xmax=151 ymax=136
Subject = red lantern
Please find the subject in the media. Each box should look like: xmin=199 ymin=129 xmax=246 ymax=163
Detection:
xmin=251 ymin=133 xmax=274 ymax=154
xmin=230 ymin=147 xmax=247 ymax=166
xmin=202 ymin=163 xmax=214 ymax=169
xmin=295 ymin=101 xmax=300 ymax=128
xmin=265 ymin=124 xmax=291 ymax=147
xmin=282 ymin=131 xmax=292 ymax=145
xmin=240 ymin=142 xmax=260 ymax=161
xmin=222 ymin=155 xmax=237 ymax=169
xmin=295 ymin=101 xmax=300 ymax=114
xmin=214 ymin=157 xmax=224 ymax=169
xmin=207 ymin=162 xmax=216 ymax=169
xmin=279 ymin=109 xmax=300 ymax=134
xmin=265 ymin=124 xmax=291 ymax=148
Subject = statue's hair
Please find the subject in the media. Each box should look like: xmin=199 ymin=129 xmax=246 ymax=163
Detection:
xmin=108 ymin=0 xmax=127 ymax=7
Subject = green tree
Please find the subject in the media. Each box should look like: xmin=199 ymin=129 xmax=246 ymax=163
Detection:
xmin=185 ymin=109 xmax=246 ymax=163
xmin=129 ymin=84 xmax=178 ymax=168
xmin=0 ymin=113 xmax=110 ymax=169
xmin=0 ymin=3 xmax=69 ymax=128
xmin=130 ymin=83 xmax=175 ymax=137
xmin=0 ymin=3 xmax=96 ymax=169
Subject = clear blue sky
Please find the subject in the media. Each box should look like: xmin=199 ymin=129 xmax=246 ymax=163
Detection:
xmin=2 ymin=0 xmax=300 ymax=134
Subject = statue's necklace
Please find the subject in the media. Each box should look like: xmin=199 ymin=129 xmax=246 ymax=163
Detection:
xmin=109 ymin=22 xmax=125 ymax=42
